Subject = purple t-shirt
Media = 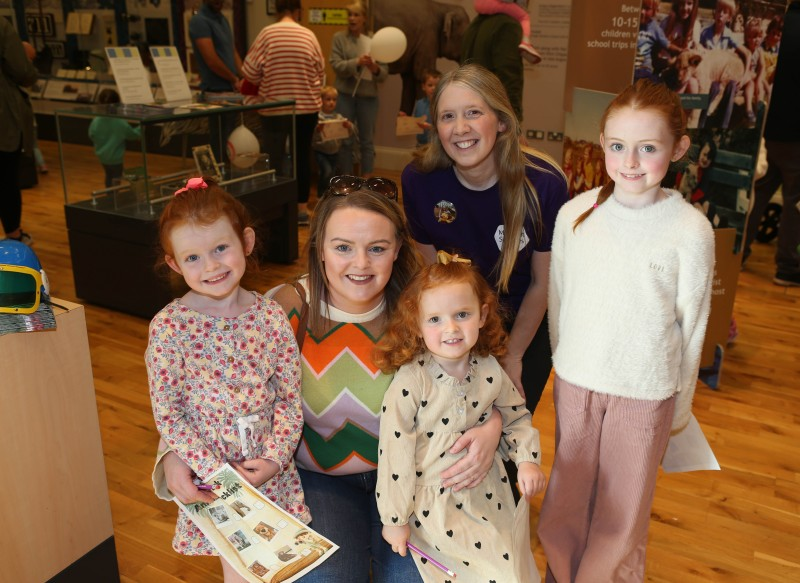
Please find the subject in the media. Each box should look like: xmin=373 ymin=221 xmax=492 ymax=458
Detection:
xmin=402 ymin=155 xmax=568 ymax=314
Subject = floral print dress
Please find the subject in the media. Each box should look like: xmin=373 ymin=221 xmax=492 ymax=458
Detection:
xmin=146 ymin=293 xmax=310 ymax=555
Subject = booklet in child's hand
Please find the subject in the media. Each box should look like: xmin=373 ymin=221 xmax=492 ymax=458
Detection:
xmin=396 ymin=115 xmax=426 ymax=136
xmin=176 ymin=463 xmax=338 ymax=582
xmin=319 ymin=119 xmax=349 ymax=142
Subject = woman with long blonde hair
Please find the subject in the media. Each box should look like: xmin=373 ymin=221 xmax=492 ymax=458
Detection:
xmin=401 ymin=63 xmax=568 ymax=416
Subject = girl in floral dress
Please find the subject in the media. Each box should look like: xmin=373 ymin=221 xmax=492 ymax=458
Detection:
xmin=145 ymin=177 xmax=309 ymax=581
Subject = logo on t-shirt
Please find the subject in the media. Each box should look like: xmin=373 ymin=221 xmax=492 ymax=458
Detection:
xmin=434 ymin=200 xmax=457 ymax=224
xmin=494 ymin=225 xmax=530 ymax=252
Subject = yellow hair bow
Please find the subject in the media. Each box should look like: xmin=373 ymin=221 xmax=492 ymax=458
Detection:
xmin=436 ymin=250 xmax=471 ymax=265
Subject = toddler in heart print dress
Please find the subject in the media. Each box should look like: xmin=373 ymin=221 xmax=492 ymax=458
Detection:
xmin=374 ymin=254 xmax=546 ymax=582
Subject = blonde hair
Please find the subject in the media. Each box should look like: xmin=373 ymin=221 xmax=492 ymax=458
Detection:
xmin=346 ymin=1 xmax=369 ymax=32
xmin=573 ymin=79 xmax=687 ymax=230
xmin=411 ymin=63 xmax=565 ymax=293
xmin=320 ymin=85 xmax=338 ymax=99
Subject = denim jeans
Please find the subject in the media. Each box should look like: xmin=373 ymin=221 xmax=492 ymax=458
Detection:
xmin=314 ymin=150 xmax=338 ymax=198
xmin=297 ymin=468 xmax=422 ymax=583
xmin=335 ymin=94 xmax=379 ymax=175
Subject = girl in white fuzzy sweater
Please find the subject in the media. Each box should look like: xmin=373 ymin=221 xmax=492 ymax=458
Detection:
xmin=538 ymin=79 xmax=715 ymax=582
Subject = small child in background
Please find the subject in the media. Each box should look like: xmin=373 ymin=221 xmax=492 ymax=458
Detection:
xmin=741 ymin=17 xmax=766 ymax=127
xmin=474 ymin=0 xmax=541 ymax=63
xmin=699 ymin=0 xmax=743 ymax=50
xmin=312 ymin=86 xmax=351 ymax=200
xmin=375 ymin=255 xmax=546 ymax=583
xmin=538 ymin=79 xmax=714 ymax=581
xmin=635 ymin=0 xmax=682 ymax=82
xmin=146 ymin=177 xmax=309 ymax=579
xmin=88 ymin=89 xmax=141 ymax=187
xmin=411 ymin=69 xmax=441 ymax=146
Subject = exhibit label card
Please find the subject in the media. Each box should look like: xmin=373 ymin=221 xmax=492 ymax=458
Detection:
xmin=105 ymin=47 xmax=154 ymax=104
xmin=149 ymin=46 xmax=193 ymax=105
xmin=177 ymin=463 xmax=338 ymax=582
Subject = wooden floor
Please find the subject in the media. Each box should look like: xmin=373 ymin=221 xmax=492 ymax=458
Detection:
xmin=17 ymin=140 xmax=800 ymax=582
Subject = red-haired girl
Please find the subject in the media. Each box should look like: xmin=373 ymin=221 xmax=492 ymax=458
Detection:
xmin=539 ymin=79 xmax=715 ymax=581
xmin=374 ymin=254 xmax=546 ymax=582
xmin=146 ymin=177 xmax=309 ymax=581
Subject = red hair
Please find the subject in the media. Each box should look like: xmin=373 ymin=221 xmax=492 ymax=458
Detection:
xmin=157 ymin=177 xmax=257 ymax=271
xmin=374 ymin=261 xmax=508 ymax=373
xmin=573 ymin=79 xmax=687 ymax=230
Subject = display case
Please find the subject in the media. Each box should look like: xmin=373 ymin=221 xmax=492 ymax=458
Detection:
xmin=56 ymin=100 xmax=299 ymax=319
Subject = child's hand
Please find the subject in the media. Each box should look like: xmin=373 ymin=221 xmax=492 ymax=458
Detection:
xmin=517 ymin=462 xmax=547 ymax=501
xmin=343 ymin=120 xmax=352 ymax=129
xmin=232 ymin=458 xmax=280 ymax=488
xmin=162 ymin=450 xmax=217 ymax=504
xmin=417 ymin=121 xmax=431 ymax=131
xmin=382 ymin=524 xmax=411 ymax=556
xmin=398 ymin=111 xmax=408 ymax=117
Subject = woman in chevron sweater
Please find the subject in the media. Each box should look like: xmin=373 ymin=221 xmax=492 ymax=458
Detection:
xmin=159 ymin=178 xmax=503 ymax=582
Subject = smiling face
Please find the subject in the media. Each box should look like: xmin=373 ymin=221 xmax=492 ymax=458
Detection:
xmin=322 ymin=207 xmax=400 ymax=313
xmin=601 ymin=106 xmax=689 ymax=207
xmin=436 ymin=83 xmax=506 ymax=182
xmin=165 ymin=217 xmax=254 ymax=303
xmin=418 ymin=282 xmax=487 ymax=377
xmin=698 ymin=142 xmax=714 ymax=169
xmin=677 ymin=0 xmax=695 ymax=21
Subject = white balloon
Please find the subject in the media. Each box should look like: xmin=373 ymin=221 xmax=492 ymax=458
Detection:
xmin=227 ymin=124 xmax=261 ymax=169
xmin=370 ymin=27 xmax=407 ymax=63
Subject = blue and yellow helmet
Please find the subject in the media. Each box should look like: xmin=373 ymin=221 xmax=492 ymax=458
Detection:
xmin=0 ymin=240 xmax=49 ymax=315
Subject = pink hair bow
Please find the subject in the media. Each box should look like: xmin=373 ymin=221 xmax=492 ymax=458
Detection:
xmin=174 ymin=177 xmax=208 ymax=196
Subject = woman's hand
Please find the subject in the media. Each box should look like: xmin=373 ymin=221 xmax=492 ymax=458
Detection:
xmin=382 ymin=524 xmax=410 ymax=556
xmin=162 ymin=451 xmax=216 ymax=504
xmin=357 ymin=54 xmax=379 ymax=74
xmin=232 ymin=459 xmax=280 ymax=488
xmin=440 ymin=408 xmax=502 ymax=491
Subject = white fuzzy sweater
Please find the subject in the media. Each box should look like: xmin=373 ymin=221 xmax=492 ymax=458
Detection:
xmin=549 ymin=188 xmax=715 ymax=431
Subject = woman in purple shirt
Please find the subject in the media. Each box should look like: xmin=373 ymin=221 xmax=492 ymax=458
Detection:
xmin=401 ymin=63 xmax=568 ymax=415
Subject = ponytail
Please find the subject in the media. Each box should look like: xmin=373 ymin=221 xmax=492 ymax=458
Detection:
xmin=573 ymin=182 xmax=614 ymax=230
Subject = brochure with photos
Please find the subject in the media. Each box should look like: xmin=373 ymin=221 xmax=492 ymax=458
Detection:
xmin=177 ymin=464 xmax=338 ymax=582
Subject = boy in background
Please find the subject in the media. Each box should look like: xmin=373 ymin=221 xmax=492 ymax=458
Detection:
xmin=411 ymin=69 xmax=441 ymax=147
xmin=312 ymin=86 xmax=350 ymax=203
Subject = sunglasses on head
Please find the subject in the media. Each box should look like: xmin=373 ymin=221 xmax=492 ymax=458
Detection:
xmin=324 ymin=175 xmax=398 ymax=201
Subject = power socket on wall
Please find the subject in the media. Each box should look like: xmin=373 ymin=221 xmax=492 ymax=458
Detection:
xmin=526 ymin=130 xmax=545 ymax=140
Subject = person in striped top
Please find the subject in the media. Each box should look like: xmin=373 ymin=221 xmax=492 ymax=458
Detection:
xmin=243 ymin=0 xmax=324 ymax=224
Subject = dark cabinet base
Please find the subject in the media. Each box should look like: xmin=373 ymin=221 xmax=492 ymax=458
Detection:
xmin=65 ymin=178 xmax=298 ymax=319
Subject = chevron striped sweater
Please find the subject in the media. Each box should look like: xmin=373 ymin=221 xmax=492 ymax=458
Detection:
xmin=277 ymin=282 xmax=391 ymax=476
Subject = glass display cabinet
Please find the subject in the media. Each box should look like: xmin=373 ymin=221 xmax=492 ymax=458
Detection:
xmin=56 ymin=100 xmax=298 ymax=318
